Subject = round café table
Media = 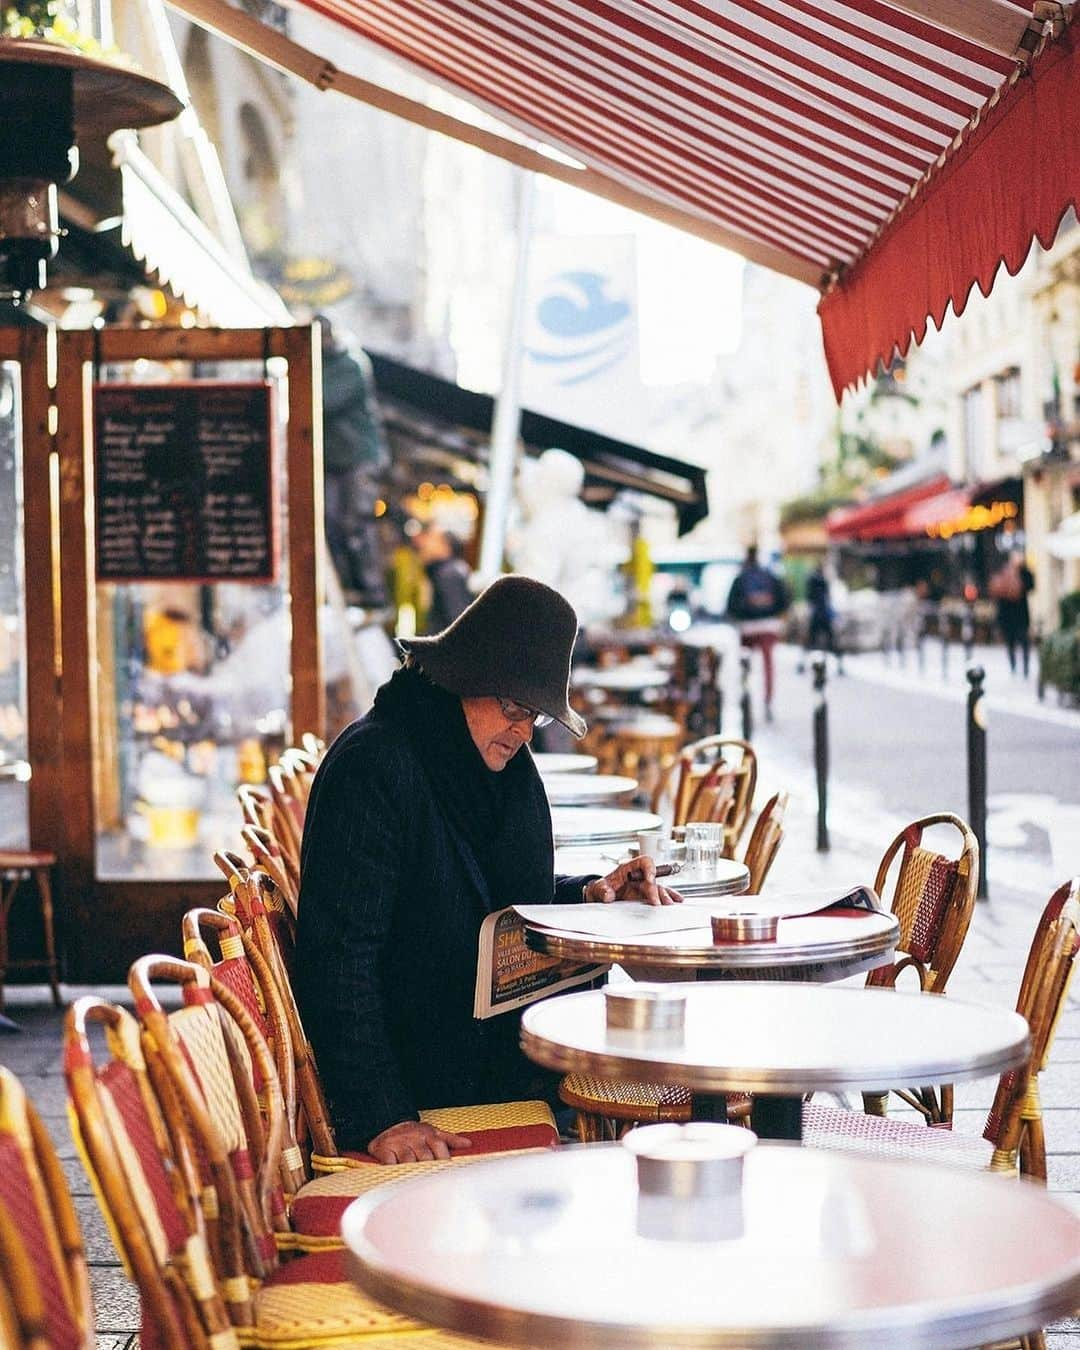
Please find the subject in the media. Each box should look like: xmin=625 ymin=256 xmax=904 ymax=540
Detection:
xmin=533 ymin=752 xmax=598 ymax=775
xmin=544 ymin=773 xmax=638 ymax=807
xmin=550 ymin=806 xmax=663 ymax=847
xmin=343 ymin=1141 xmax=1080 ymax=1349
xmin=520 ymin=982 xmax=1028 ymax=1141
xmin=572 ymin=665 xmax=669 ymax=693
xmin=523 ymin=902 xmax=894 ymax=984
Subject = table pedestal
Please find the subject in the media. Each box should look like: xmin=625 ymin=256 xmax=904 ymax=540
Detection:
xmin=691 ymin=1091 xmax=802 ymax=1140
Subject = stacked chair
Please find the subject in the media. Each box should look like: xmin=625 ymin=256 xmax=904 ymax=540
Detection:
xmin=653 ymin=736 xmax=759 ymax=859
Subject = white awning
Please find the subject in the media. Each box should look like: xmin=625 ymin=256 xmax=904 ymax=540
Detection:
xmin=112 ymin=132 xmax=291 ymax=327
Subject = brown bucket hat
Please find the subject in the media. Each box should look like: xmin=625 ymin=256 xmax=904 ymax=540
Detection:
xmin=400 ymin=575 xmax=587 ymax=738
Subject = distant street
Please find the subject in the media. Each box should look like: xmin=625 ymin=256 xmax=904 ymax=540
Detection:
xmin=749 ymin=643 xmax=1080 ymax=899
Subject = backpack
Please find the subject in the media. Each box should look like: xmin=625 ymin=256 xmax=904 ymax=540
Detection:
xmin=989 ymin=567 xmax=1023 ymax=603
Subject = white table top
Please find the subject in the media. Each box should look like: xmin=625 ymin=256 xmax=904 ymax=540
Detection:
xmin=533 ymin=752 xmax=598 ymax=775
xmin=525 ymin=906 xmax=893 ymax=980
xmin=544 ymin=773 xmax=638 ymax=806
xmin=519 ymin=983 xmax=1030 ymax=1096
xmin=551 ymin=806 xmax=663 ymax=846
xmin=573 ymin=665 xmax=669 ymax=691
xmin=343 ymin=1141 xmax=1080 ymax=1349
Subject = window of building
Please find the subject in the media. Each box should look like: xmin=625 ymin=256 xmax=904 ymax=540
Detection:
xmin=962 ymin=384 xmax=984 ymax=480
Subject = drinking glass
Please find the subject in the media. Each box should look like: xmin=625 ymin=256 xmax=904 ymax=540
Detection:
xmin=684 ymin=822 xmax=724 ymax=873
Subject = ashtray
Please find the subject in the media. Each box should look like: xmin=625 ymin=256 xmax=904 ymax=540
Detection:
xmin=711 ymin=912 xmax=779 ymax=944
xmin=605 ymin=985 xmax=687 ymax=1035
xmin=623 ymin=1122 xmax=757 ymax=1199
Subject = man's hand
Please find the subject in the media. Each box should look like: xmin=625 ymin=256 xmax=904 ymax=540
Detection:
xmin=584 ymin=857 xmax=683 ymax=907
xmin=367 ymin=1120 xmax=472 ymax=1164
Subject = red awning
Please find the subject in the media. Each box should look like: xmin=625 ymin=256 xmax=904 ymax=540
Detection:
xmin=826 ymin=475 xmax=954 ymax=541
xmin=170 ymin=0 xmax=1078 ymax=397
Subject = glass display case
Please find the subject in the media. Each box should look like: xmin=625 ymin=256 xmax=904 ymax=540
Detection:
xmin=0 ymin=362 xmax=29 ymax=849
xmin=92 ymin=357 xmax=292 ymax=881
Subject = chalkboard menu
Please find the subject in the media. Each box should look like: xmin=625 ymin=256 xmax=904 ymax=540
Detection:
xmin=94 ymin=382 xmax=276 ymax=582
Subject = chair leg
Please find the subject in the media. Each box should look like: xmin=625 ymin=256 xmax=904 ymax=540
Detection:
xmin=33 ymin=867 xmax=62 ymax=1009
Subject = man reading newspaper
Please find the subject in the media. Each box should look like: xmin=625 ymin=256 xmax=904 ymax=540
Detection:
xmin=295 ymin=576 xmax=681 ymax=1163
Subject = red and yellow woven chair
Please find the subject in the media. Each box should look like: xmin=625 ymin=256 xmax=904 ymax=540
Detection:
xmin=64 ymin=998 xmax=241 ymax=1349
xmin=859 ymin=812 xmax=979 ymax=1123
xmin=182 ymin=907 xmax=307 ymax=1199
xmin=66 ymin=996 xmax=498 ymax=1349
xmin=0 ymin=1066 xmax=95 ymax=1350
xmin=803 ymin=877 xmax=1080 ymax=1350
xmin=125 ymin=961 xmax=509 ymax=1346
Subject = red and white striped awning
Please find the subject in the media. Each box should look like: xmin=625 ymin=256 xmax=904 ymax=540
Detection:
xmin=170 ymin=0 xmax=1080 ymax=397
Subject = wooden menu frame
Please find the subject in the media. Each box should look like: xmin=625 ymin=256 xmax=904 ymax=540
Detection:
xmin=50 ymin=326 xmax=324 ymax=978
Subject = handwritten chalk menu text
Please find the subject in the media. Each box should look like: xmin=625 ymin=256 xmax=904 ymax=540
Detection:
xmin=94 ymin=383 xmax=275 ymax=582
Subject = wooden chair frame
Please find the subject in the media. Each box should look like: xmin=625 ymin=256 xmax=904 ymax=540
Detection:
xmin=0 ymin=1067 xmax=95 ymax=1350
xmin=656 ymin=737 xmax=758 ymax=855
xmin=742 ymin=790 xmax=789 ymax=893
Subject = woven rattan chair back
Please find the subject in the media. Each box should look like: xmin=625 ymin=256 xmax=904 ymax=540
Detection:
xmin=182 ymin=908 xmax=305 ymax=1196
xmin=742 ymin=790 xmax=789 ymax=893
xmin=868 ymin=813 xmax=979 ymax=994
xmin=0 ymin=1067 xmax=94 ymax=1350
xmin=665 ymin=737 xmax=757 ymax=849
xmin=236 ymin=784 xmax=273 ymax=832
xmin=128 ymin=956 xmax=287 ymax=1325
xmin=218 ymin=867 xmax=336 ymax=1162
xmin=63 ymin=998 xmax=238 ymax=1350
xmin=981 ymin=877 xmax=1080 ymax=1181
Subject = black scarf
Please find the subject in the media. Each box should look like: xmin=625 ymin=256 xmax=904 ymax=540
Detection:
xmin=372 ymin=665 xmax=555 ymax=909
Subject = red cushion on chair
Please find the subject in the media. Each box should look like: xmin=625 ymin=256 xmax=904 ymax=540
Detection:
xmin=290 ymin=1192 xmax=353 ymax=1238
xmin=341 ymin=1122 xmax=559 ymax=1164
xmin=263 ymin=1247 xmax=350 ymax=1287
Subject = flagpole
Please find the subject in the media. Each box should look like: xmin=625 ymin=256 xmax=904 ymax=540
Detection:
xmin=477 ymin=168 xmax=536 ymax=582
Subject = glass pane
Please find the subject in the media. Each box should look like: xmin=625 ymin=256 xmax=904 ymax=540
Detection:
xmin=0 ymin=362 xmax=29 ymax=848
xmin=93 ymin=358 xmax=292 ymax=881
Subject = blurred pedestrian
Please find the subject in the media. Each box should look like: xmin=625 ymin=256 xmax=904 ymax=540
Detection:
xmin=989 ymin=551 xmax=1035 ymax=676
xmin=318 ymin=315 xmax=389 ymax=607
xmin=414 ymin=520 xmax=472 ymax=634
xmin=805 ymin=562 xmax=835 ymax=654
xmin=726 ymin=545 xmax=790 ymax=721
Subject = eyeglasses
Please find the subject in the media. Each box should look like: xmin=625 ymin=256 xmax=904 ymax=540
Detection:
xmin=496 ymin=696 xmax=553 ymax=729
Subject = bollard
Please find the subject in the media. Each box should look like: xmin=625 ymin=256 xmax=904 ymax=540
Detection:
xmin=941 ymin=627 xmax=949 ymax=681
xmin=1034 ymin=622 xmax=1045 ymax=702
xmin=812 ymin=656 xmax=830 ymax=853
xmin=739 ymin=653 xmax=753 ymax=742
xmin=966 ymin=666 xmax=988 ymax=900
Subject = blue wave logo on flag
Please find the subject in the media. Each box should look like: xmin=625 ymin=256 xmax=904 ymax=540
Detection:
xmin=526 ymin=270 xmax=633 ymax=387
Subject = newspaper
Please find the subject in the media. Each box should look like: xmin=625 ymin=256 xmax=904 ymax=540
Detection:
xmin=512 ymin=885 xmax=881 ymax=941
xmin=473 ymin=907 xmax=606 ymax=1019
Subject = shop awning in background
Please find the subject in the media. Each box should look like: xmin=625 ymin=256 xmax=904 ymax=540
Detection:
xmin=367 ymin=350 xmax=708 ymax=535
xmin=111 ymin=134 xmax=290 ymax=327
xmin=168 ymin=0 xmax=1079 ymax=398
xmin=826 ymin=474 xmax=953 ymax=541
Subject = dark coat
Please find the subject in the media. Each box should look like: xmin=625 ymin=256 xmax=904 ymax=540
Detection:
xmin=294 ymin=711 xmax=590 ymax=1148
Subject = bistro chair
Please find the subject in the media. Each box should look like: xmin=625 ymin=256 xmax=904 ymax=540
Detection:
xmin=64 ymin=998 xmax=239 ymax=1349
xmin=741 ymin=790 xmax=789 ymax=893
xmin=124 ymin=959 xmax=522 ymax=1346
xmin=860 ymin=812 xmax=979 ymax=1123
xmin=182 ymin=907 xmax=307 ymax=1199
xmin=0 ymin=1065 xmax=94 ymax=1350
xmin=557 ymin=792 xmax=786 ymax=1142
xmin=802 ymin=876 xmax=1080 ymax=1350
xmin=654 ymin=737 xmax=758 ymax=856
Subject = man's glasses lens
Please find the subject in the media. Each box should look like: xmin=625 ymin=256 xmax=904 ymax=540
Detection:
xmin=498 ymin=698 xmax=552 ymax=728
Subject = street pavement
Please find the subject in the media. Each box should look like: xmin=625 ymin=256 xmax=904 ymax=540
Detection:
xmin=2 ymin=641 xmax=1079 ymax=1347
